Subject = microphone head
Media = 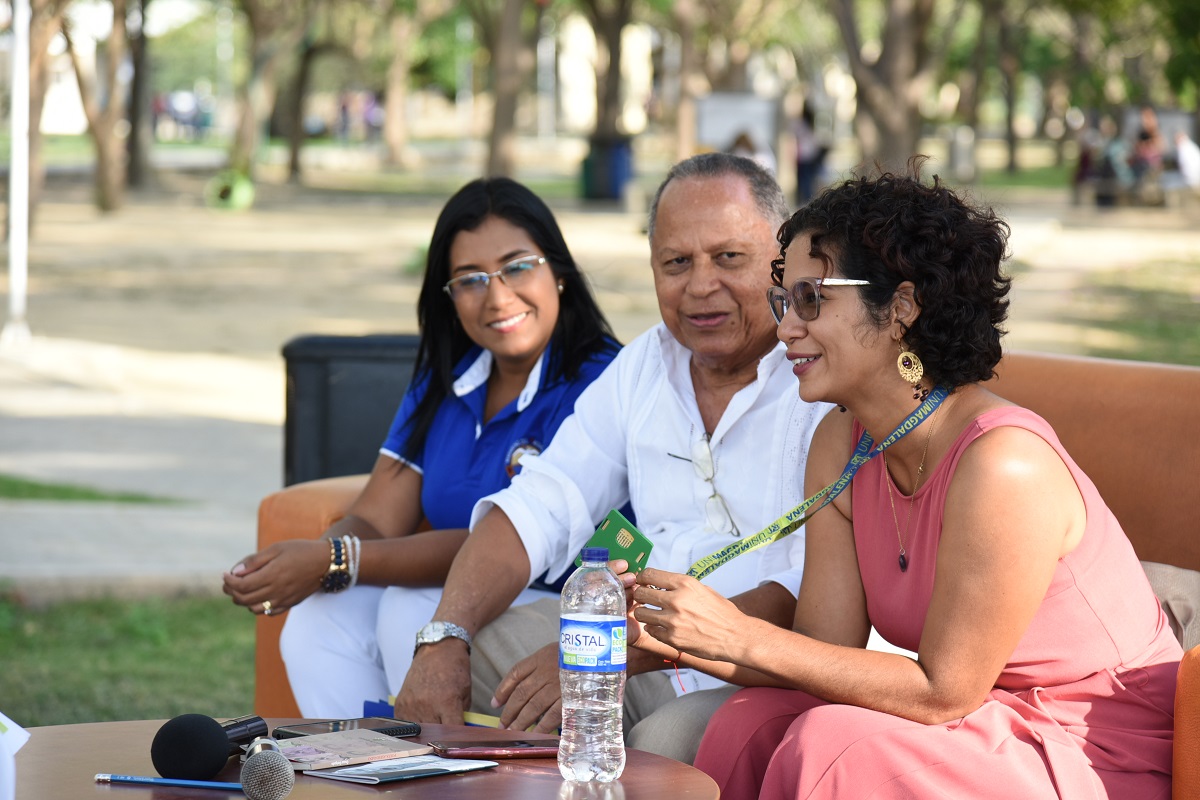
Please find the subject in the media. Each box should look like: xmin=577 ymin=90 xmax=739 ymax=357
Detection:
xmin=240 ymin=738 xmax=295 ymax=800
xmin=150 ymin=714 xmax=231 ymax=780
xmin=221 ymin=715 xmax=269 ymax=754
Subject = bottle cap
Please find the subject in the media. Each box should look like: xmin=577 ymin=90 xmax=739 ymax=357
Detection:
xmin=580 ymin=547 xmax=609 ymax=564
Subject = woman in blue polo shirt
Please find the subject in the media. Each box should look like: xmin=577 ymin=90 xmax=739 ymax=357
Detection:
xmin=224 ymin=178 xmax=621 ymax=717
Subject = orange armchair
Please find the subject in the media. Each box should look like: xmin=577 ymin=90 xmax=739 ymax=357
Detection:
xmin=253 ymin=474 xmax=368 ymax=718
xmin=254 ymin=351 xmax=1200 ymax=796
xmin=1178 ymin=647 xmax=1200 ymax=797
xmin=991 ymin=351 xmax=1200 ymax=799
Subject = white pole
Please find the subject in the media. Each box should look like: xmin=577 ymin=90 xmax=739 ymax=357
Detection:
xmin=3 ymin=0 xmax=33 ymax=345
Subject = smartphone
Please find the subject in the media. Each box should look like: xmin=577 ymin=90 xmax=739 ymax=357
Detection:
xmin=428 ymin=738 xmax=559 ymax=759
xmin=576 ymin=509 xmax=653 ymax=573
xmin=272 ymin=716 xmax=421 ymax=740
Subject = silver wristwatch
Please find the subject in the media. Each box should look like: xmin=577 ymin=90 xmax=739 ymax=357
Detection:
xmin=414 ymin=621 xmax=472 ymax=656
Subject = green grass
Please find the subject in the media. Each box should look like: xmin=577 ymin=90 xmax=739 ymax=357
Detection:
xmin=0 ymin=595 xmax=254 ymax=727
xmin=978 ymin=162 xmax=1074 ymax=190
xmin=402 ymin=243 xmax=430 ymax=276
xmin=298 ymin=167 xmax=583 ymax=201
xmin=0 ymin=133 xmax=95 ymax=164
xmin=1006 ymin=254 xmax=1200 ymax=366
xmin=0 ymin=473 xmax=174 ymax=503
xmin=1068 ymin=261 xmax=1200 ymax=366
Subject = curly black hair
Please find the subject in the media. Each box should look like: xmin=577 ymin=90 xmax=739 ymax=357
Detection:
xmin=773 ymin=158 xmax=1012 ymax=389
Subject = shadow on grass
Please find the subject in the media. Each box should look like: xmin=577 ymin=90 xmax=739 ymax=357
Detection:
xmin=979 ymin=163 xmax=1073 ymax=190
xmin=1059 ymin=263 xmax=1200 ymax=366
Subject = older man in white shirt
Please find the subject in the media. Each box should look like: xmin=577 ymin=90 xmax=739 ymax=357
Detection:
xmin=391 ymin=153 xmax=832 ymax=764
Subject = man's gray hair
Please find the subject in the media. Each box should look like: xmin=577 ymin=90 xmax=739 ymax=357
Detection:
xmin=647 ymin=153 xmax=790 ymax=241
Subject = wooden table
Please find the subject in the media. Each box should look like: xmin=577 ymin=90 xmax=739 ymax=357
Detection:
xmin=15 ymin=718 xmax=719 ymax=799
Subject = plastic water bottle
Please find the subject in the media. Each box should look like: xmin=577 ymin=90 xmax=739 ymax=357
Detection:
xmin=558 ymin=546 xmax=627 ymax=782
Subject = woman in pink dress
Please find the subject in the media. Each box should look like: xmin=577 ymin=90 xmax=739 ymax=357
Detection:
xmin=622 ymin=162 xmax=1180 ymax=798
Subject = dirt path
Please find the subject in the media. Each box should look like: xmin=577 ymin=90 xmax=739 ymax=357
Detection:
xmin=14 ymin=174 xmax=1199 ymax=365
xmin=16 ymin=173 xmax=661 ymax=361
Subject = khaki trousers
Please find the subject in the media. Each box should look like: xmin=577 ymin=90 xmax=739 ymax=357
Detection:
xmin=470 ymin=597 xmax=737 ymax=764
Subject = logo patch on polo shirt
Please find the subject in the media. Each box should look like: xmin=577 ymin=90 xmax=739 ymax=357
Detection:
xmin=505 ymin=438 xmax=543 ymax=478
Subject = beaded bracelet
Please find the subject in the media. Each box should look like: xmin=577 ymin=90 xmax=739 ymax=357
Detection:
xmin=341 ymin=534 xmax=361 ymax=589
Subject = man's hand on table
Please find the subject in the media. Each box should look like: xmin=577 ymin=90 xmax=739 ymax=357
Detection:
xmin=393 ymin=640 xmax=472 ymax=724
xmin=491 ymin=642 xmax=564 ymax=733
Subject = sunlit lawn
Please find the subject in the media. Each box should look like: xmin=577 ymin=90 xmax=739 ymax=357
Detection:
xmin=0 ymin=475 xmax=237 ymax=728
xmin=1065 ymin=260 xmax=1200 ymax=366
xmin=298 ymin=166 xmax=583 ymax=201
xmin=0 ymin=473 xmax=173 ymax=503
xmin=0 ymin=133 xmax=95 ymax=164
xmin=978 ymin=162 xmax=1074 ymax=190
xmin=0 ymin=595 xmax=254 ymax=727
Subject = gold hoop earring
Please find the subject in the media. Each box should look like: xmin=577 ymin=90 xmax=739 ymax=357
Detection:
xmin=897 ymin=344 xmax=927 ymax=401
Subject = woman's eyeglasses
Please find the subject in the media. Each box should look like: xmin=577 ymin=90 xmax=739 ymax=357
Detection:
xmin=670 ymin=435 xmax=741 ymax=537
xmin=443 ymin=255 xmax=547 ymax=300
xmin=766 ymin=277 xmax=872 ymax=324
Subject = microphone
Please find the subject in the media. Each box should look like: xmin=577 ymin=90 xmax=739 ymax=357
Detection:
xmin=150 ymin=713 xmax=268 ymax=780
xmin=240 ymin=737 xmax=295 ymax=800
xmin=220 ymin=714 xmax=270 ymax=754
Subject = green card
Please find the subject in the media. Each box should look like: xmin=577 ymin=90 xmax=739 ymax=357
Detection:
xmin=576 ymin=509 xmax=653 ymax=573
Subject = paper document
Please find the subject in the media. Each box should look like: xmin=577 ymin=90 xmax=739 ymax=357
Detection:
xmin=303 ymin=754 xmax=497 ymax=784
xmin=1 ymin=712 xmax=31 ymax=800
xmin=274 ymin=728 xmax=432 ymax=771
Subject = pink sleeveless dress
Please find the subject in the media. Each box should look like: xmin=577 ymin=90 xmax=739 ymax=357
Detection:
xmin=694 ymin=407 xmax=1180 ymax=799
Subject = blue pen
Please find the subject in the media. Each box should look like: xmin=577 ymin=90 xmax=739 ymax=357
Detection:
xmin=95 ymin=773 xmax=244 ymax=792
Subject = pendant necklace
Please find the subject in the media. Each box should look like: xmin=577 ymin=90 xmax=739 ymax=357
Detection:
xmin=882 ymin=402 xmax=942 ymax=573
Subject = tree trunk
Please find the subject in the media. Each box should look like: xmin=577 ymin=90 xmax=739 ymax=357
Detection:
xmin=96 ymin=129 xmax=128 ymax=210
xmin=383 ymin=12 xmax=415 ymax=167
xmin=12 ymin=1 xmax=73 ymax=236
xmin=957 ymin=0 xmax=996 ymax=130
xmin=586 ymin=0 xmax=633 ymax=142
xmin=721 ymin=40 xmax=751 ymax=92
xmin=673 ymin=0 xmax=698 ymax=163
xmin=854 ymin=104 xmax=882 ymax=167
xmin=285 ymin=42 xmax=319 ymax=183
xmin=1046 ymin=75 xmax=1068 ymax=168
xmin=25 ymin=63 xmax=50 ymax=232
xmin=126 ymin=0 xmax=157 ymax=188
xmin=230 ymin=44 xmax=281 ymax=177
xmin=1069 ymin=14 xmax=1097 ymax=117
xmin=830 ymin=0 xmax=961 ymax=171
xmin=229 ymin=0 xmax=308 ymax=178
xmin=64 ymin=0 xmax=130 ymax=212
xmin=998 ymin=7 xmax=1019 ymax=173
xmin=485 ymin=0 xmax=525 ymax=177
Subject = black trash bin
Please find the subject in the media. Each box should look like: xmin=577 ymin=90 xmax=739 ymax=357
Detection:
xmin=581 ymin=136 xmax=634 ymax=200
xmin=282 ymin=333 xmax=421 ymax=486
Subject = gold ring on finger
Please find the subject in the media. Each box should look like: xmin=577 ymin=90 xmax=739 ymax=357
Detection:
xmin=262 ymin=600 xmax=273 ymax=616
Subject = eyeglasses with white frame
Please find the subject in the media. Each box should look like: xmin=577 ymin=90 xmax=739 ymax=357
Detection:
xmin=443 ymin=255 xmax=548 ymax=300
xmin=766 ymin=277 xmax=873 ymax=324
xmin=669 ymin=435 xmax=741 ymax=537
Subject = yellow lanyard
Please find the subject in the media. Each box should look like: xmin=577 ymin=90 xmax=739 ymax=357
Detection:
xmin=686 ymin=387 xmax=949 ymax=580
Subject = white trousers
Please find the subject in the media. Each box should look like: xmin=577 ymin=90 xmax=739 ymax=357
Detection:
xmin=280 ymin=584 xmax=556 ymax=718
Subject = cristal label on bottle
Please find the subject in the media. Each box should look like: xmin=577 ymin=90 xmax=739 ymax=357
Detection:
xmin=559 ymin=614 xmax=626 ymax=672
